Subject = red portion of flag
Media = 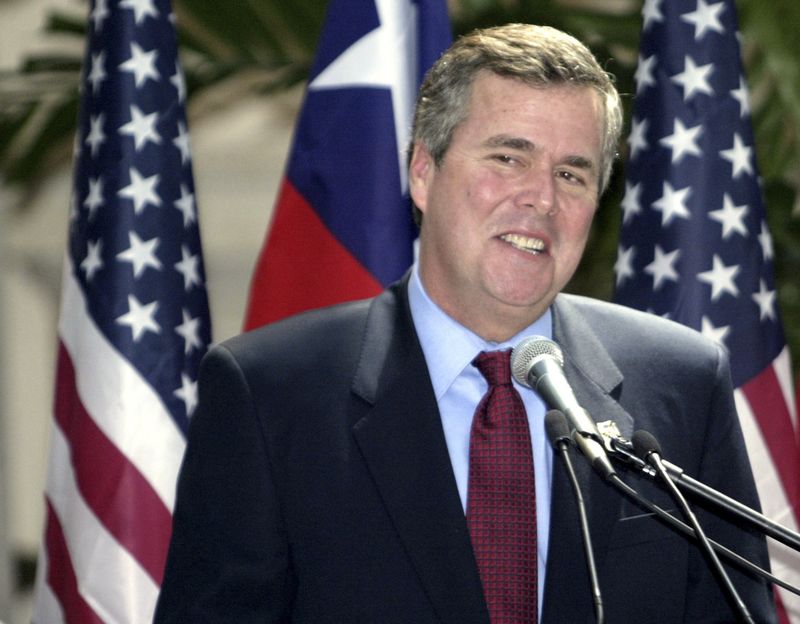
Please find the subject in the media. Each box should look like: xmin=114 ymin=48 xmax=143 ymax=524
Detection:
xmin=44 ymin=501 xmax=104 ymax=624
xmin=244 ymin=178 xmax=383 ymax=329
xmin=54 ymin=343 xmax=173 ymax=584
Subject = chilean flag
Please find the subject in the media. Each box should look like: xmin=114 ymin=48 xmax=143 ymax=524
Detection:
xmin=244 ymin=0 xmax=451 ymax=329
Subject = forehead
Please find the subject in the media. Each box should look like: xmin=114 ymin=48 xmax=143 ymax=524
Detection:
xmin=459 ymin=72 xmax=604 ymax=151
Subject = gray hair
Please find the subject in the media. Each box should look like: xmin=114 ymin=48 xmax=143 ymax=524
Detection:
xmin=410 ymin=23 xmax=623 ymax=223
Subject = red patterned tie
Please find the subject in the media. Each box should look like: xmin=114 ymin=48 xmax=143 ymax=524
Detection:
xmin=467 ymin=349 xmax=537 ymax=623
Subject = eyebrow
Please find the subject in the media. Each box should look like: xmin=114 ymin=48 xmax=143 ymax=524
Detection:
xmin=483 ymin=134 xmax=535 ymax=152
xmin=482 ymin=134 xmax=598 ymax=174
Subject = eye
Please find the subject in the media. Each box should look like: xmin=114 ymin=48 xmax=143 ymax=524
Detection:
xmin=556 ymin=169 xmax=586 ymax=186
xmin=491 ymin=154 xmax=518 ymax=165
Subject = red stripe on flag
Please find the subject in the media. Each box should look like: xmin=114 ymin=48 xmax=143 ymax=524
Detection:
xmin=775 ymin=588 xmax=790 ymax=624
xmin=244 ymin=178 xmax=383 ymax=330
xmin=44 ymin=498 xmax=104 ymax=624
xmin=741 ymin=364 xmax=800 ymax=520
xmin=54 ymin=342 xmax=173 ymax=584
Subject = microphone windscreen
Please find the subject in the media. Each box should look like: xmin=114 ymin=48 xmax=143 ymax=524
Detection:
xmin=632 ymin=430 xmax=662 ymax=460
xmin=544 ymin=409 xmax=571 ymax=446
xmin=511 ymin=335 xmax=564 ymax=387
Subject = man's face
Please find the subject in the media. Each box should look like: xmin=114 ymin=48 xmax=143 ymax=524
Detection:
xmin=410 ymin=72 xmax=604 ymax=341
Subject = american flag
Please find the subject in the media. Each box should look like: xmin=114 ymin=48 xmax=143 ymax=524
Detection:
xmin=614 ymin=0 xmax=799 ymax=620
xmin=31 ymin=0 xmax=211 ymax=621
xmin=243 ymin=0 xmax=451 ymax=329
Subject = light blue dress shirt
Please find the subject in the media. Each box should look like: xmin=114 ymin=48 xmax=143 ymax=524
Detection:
xmin=407 ymin=263 xmax=554 ymax=616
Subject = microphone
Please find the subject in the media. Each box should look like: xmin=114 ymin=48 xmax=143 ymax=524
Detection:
xmin=632 ymin=431 xmax=755 ymax=624
xmin=545 ymin=410 xmax=604 ymax=623
xmin=511 ymin=336 xmax=615 ymax=480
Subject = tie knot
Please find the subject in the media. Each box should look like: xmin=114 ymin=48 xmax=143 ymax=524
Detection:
xmin=473 ymin=349 xmax=513 ymax=387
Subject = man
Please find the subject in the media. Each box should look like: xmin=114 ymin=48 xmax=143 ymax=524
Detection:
xmin=155 ymin=24 xmax=776 ymax=623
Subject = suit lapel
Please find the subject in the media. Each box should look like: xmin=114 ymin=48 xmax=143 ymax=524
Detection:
xmin=541 ymin=295 xmax=634 ymax=622
xmin=350 ymin=283 xmax=489 ymax=624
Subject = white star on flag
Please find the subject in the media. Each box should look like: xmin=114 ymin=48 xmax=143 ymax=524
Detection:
xmin=90 ymin=0 xmax=110 ymax=32
xmin=697 ymin=254 xmax=740 ymax=300
xmin=80 ymin=240 xmax=104 ymax=281
xmin=83 ymin=176 xmax=104 ymax=218
xmin=645 ymin=244 xmax=681 ymax=290
xmin=730 ymin=76 xmax=751 ymax=118
xmin=709 ymin=194 xmax=748 ymax=239
xmin=719 ymin=133 xmax=754 ymax=178
xmin=628 ymin=117 xmax=649 ymax=159
xmin=173 ymin=373 xmax=198 ymax=416
xmin=681 ymin=0 xmax=726 ymax=40
xmin=115 ymin=294 xmax=161 ymax=341
xmin=118 ymin=167 xmax=161 ymax=213
xmin=700 ymin=315 xmax=731 ymax=346
xmin=85 ymin=113 xmax=106 ymax=156
xmin=309 ymin=0 xmax=419 ymax=192
xmin=173 ymin=121 xmax=191 ymax=164
xmin=614 ymin=245 xmax=636 ymax=287
xmin=174 ymin=184 xmax=196 ymax=226
xmin=170 ymin=62 xmax=187 ymax=103
xmin=175 ymin=309 xmax=203 ymax=355
xmin=119 ymin=105 xmax=162 ymax=151
xmin=87 ymin=51 xmax=107 ymax=94
xmin=758 ymin=221 xmax=774 ymax=261
xmin=653 ymin=181 xmax=692 ymax=226
xmin=642 ymin=0 xmax=665 ymax=30
xmin=660 ymin=118 xmax=703 ymax=164
xmin=672 ymin=55 xmax=715 ymax=101
xmin=120 ymin=0 xmax=159 ymax=24
xmin=175 ymin=245 xmax=202 ymax=291
xmin=621 ymin=181 xmax=643 ymax=225
xmin=752 ymin=279 xmax=777 ymax=321
xmin=634 ymin=54 xmax=657 ymax=94
xmin=117 ymin=232 xmax=162 ymax=278
xmin=119 ymin=42 xmax=160 ymax=88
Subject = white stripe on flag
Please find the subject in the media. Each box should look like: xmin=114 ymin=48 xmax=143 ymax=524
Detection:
xmin=58 ymin=256 xmax=186 ymax=510
xmin=45 ymin=423 xmax=159 ymax=624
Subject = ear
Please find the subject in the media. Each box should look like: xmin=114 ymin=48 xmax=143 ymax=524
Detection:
xmin=408 ymin=141 xmax=433 ymax=215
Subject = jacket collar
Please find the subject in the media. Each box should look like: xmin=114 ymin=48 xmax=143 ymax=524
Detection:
xmin=351 ymin=278 xmax=490 ymax=624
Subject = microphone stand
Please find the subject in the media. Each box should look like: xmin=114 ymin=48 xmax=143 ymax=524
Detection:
xmin=545 ymin=410 xmax=604 ymax=624
xmin=578 ymin=422 xmax=800 ymax=599
xmin=605 ymin=433 xmax=800 ymax=552
xmin=603 ymin=469 xmax=800 ymax=597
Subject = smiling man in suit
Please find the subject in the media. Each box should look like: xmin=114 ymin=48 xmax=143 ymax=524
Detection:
xmin=154 ymin=24 xmax=776 ymax=623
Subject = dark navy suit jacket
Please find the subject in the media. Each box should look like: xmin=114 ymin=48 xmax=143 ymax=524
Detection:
xmin=154 ymin=278 xmax=776 ymax=623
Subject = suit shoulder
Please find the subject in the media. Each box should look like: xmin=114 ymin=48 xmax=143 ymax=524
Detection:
xmin=212 ymin=297 xmax=374 ymax=369
xmin=556 ymin=294 xmax=721 ymax=360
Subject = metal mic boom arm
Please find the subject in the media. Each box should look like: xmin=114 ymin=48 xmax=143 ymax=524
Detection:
xmin=599 ymin=425 xmax=800 ymax=553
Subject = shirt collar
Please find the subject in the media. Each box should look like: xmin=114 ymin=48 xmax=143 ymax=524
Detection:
xmin=408 ymin=262 xmax=553 ymax=401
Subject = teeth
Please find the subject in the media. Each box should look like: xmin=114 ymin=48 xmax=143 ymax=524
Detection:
xmin=500 ymin=233 xmax=545 ymax=254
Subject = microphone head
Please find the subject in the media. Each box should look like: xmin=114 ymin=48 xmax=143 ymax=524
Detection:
xmin=631 ymin=430 xmax=662 ymax=460
xmin=544 ymin=409 xmax=572 ymax=447
xmin=511 ymin=335 xmax=564 ymax=388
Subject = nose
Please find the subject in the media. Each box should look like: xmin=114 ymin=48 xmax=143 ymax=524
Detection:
xmin=516 ymin=165 xmax=557 ymax=216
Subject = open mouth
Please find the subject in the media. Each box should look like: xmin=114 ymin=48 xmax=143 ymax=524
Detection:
xmin=500 ymin=233 xmax=546 ymax=255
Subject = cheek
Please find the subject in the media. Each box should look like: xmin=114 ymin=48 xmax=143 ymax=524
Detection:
xmin=462 ymin=174 xmax=509 ymax=216
xmin=562 ymin=201 xmax=597 ymax=235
